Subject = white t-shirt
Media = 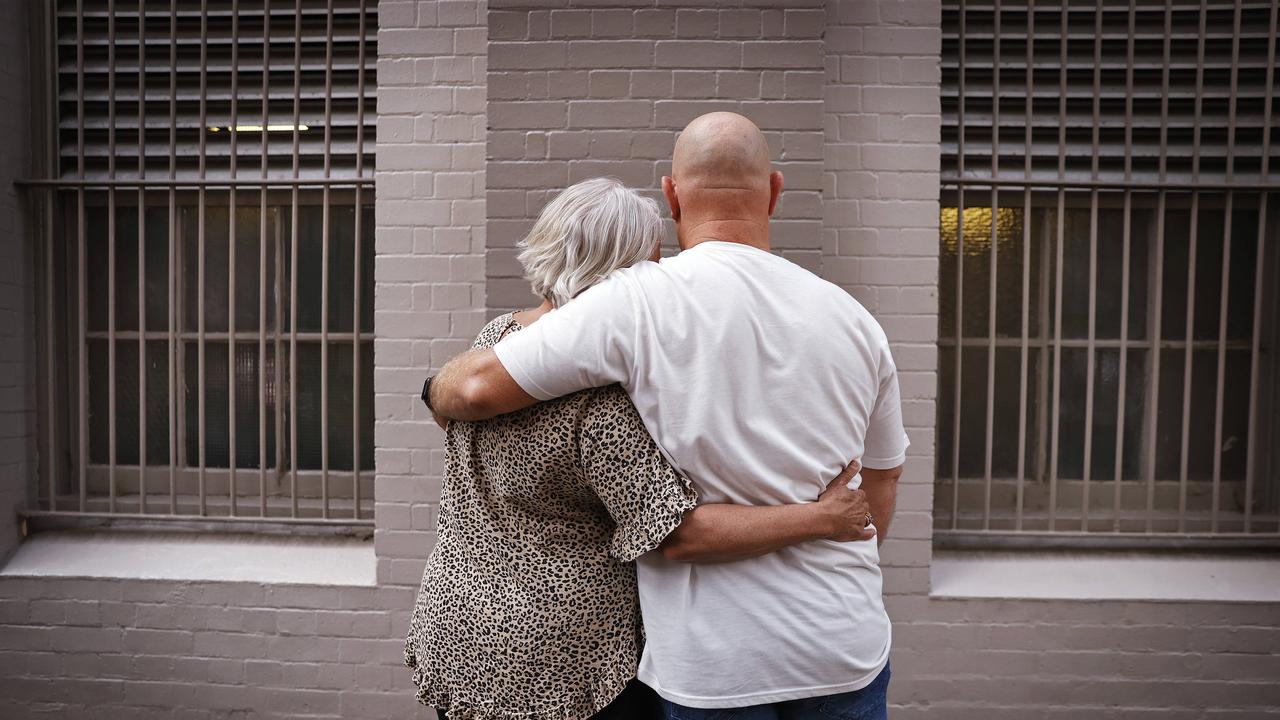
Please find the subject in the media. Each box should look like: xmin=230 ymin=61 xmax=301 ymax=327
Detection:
xmin=492 ymin=241 xmax=910 ymax=708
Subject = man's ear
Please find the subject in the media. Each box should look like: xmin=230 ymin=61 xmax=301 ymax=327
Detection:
xmin=768 ymin=171 xmax=784 ymax=217
xmin=662 ymin=175 xmax=680 ymax=222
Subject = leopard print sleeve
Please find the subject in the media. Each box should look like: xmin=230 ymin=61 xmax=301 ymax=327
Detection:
xmin=579 ymin=385 xmax=699 ymax=562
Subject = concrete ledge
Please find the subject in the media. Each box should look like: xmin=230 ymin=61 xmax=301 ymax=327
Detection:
xmin=931 ymin=550 xmax=1280 ymax=603
xmin=0 ymin=530 xmax=377 ymax=586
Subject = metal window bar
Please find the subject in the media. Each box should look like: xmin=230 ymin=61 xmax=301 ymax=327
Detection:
xmin=937 ymin=0 xmax=1280 ymax=549
xmin=22 ymin=0 xmax=377 ymax=532
xmin=1245 ymin=0 xmax=1278 ymax=533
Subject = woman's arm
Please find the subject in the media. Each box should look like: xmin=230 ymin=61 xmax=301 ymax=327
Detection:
xmin=579 ymin=390 xmax=873 ymax=564
xmin=657 ymin=461 xmax=875 ymax=563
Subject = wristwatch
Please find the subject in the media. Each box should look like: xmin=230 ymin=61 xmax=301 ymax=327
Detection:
xmin=421 ymin=375 xmax=436 ymax=411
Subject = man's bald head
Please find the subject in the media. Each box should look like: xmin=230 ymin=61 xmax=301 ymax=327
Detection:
xmin=661 ymin=112 xmax=783 ymax=251
xmin=671 ymin=112 xmax=772 ymax=191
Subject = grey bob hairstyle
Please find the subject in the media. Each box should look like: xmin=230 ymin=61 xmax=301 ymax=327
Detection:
xmin=517 ymin=177 xmax=664 ymax=307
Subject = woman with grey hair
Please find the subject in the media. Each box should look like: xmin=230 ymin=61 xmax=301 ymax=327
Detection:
xmin=404 ymin=177 xmax=870 ymax=720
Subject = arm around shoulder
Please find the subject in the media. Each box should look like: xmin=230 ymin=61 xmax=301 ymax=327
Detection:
xmin=430 ymin=348 xmax=538 ymax=423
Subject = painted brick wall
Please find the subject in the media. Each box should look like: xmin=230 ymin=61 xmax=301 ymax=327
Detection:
xmin=821 ymin=3 xmax=1280 ymax=718
xmin=0 ymin=1 xmax=486 ymax=717
xmin=0 ymin=579 xmax=421 ymax=718
xmin=0 ymin=0 xmax=35 ymax=565
xmin=485 ymin=0 xmax=826 ymax=315
xmin=1 ymin=2 xmax=1278 ymax=719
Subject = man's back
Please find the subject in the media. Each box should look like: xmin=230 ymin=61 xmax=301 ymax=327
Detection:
xmin=495 ymin=241 xmax=909 ymax=707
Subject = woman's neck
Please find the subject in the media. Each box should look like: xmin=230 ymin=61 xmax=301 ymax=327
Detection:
xmin=513 ymin=298 xmax=554 ymax=326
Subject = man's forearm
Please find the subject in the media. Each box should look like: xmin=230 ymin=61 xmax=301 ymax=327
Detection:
xmin=860 ymin=466 xmax=902 ymax=546
xmin=658 ymin=503 xmax=832 ymax=563
xmin=429 ymin=348 xmax=537 ymax=422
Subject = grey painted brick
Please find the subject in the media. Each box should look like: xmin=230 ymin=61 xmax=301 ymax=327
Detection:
xmin=589 ymin=70 xmax=630 ymax=99
xmin=568 ymin=40 xmax=655 ymax=69
xmin=525 ymin=9 xmax=551 ymax=39
xmin=592 ymin=9 xmax=634 ymax=37
xmin=716 ymin=70 xmax=760 ymax=98
xmin=655 ymin=40 xmax=743 ymax=68
xmin=674 ymin=70 xmax=717 ymax=99
xmin=675 ymin=9 xmax=718 ymax=38
xmin=864 ymin=26 xmax=943 ymax=56
xmin=631 ymin=69 xmax=675 ymax=97
xmin=720 ymin=10 xmax=762 ymax=38
xmin=568 ymin=100 xmax=654 ymax=128
xmin=490 ymin=10 xmax=531 ymax=39
xmin=489 ymin=41 xmax=566 ymax=70
xmin=634 ymin=9 xmax=676 ymax=37
xmin=743 ymin=40 xmax=824 ymax=69
xmin=2 ymin=6 xmax=1277 ymax=720
xmin=550 ymin=10 xmax=590 ymax=38
xmin=489 ymin=101 xmax=569 ymax=130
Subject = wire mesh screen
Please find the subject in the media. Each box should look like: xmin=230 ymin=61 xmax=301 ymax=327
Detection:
xmin=936 ymin=0 xmax=1280 ymax=547
xmin=28 ymin=0 xmax=376 ymax=526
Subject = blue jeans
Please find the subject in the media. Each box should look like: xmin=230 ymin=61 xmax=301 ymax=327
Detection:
xmin=660 ymin=664 xmax=890 ymax=720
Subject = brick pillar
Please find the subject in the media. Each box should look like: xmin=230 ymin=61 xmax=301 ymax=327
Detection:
xmin=822 ymin=0 xmax=942 ymax=594
xmin=374 ymin=0 xmax=487 ymax=586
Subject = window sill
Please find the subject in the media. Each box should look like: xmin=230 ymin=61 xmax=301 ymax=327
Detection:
xmin=930 ymin=549 xmax=1280 ymax=603
xmin=0 ymin=529 xmax=376 ymax=586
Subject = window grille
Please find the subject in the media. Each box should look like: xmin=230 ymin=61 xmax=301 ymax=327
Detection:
xmin=937 ymin=0 xmax=1280 ymax=547
xmin=24 ymin=0 xmax=376 ymax=529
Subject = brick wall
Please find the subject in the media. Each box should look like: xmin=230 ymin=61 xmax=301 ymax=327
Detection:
xmin=0 ymin=2 xmax=1277 ymax=719
xmin=485 ymin=0 xmax=826 ymax=315
xmin=0 ymin=1 xmax=485 ymax=717
xmin=0 ymin=0 xmax=35 ymax=565
xmin=821 ymin=3 xmax=1280 ymax=718
xmin=0 ymin=579 xmax=419 ymax=718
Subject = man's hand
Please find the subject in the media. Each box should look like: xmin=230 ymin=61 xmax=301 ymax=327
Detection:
xmin=816 ymin=460 xmax=876 ymax=543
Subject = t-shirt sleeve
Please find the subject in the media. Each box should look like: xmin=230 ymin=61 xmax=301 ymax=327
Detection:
xmin=491 ymin=275 xmax=638 ymax=401
xmin=579 ymin=387 xmax=699 ymax=562
xmin=862 ymin=341 xmax=910 ymax=469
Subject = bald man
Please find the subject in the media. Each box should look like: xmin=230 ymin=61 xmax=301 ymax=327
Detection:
xmin=426 ymin=113 xmax=907 ymax=719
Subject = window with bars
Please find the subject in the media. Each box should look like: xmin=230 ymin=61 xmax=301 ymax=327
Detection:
xmin=936 ymin=0 xmax=1279 ymax=546
xmin=27 ymin=0 xmax=376 ymax=527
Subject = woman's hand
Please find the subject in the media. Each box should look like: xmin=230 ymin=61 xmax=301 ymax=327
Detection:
xmin=815 ymin=460 xmax=877 ymax=543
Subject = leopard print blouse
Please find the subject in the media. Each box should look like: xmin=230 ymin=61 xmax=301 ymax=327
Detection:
xmin=404 ymin=313 xmax=699 ymax=720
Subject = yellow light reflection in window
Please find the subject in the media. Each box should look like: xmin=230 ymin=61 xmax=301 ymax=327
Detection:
xmin=940 ymin=206 xmax=1023 ymax=257
xmin=208 ymin=124 xmax=311 ymax=133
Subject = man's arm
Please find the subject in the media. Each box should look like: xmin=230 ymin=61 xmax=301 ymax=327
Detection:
xmin=859 ymin=464 xmax=902 ymax=546
xmin=658 ymin=461 xmax=876 ymax=563
xmin=429 ymin=348 xmax=537 ymax=425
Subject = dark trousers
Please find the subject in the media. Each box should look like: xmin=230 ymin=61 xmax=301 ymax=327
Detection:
xmin=658 ymin=664 xmax=891 ymax=720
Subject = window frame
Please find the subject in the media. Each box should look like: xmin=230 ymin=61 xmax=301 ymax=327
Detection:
xmin=935 ymin=0 xmax=1280 ymax=549
xmin=23 ymin=0 xmax=377 ymax=530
